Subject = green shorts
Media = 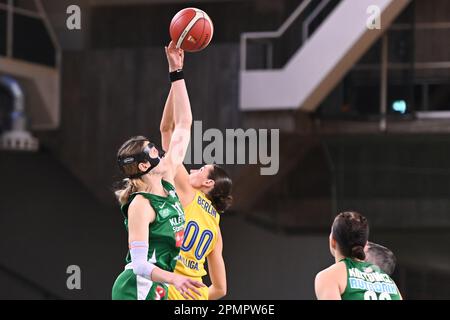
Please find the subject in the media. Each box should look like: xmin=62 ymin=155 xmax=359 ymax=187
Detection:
xmin=112 ymin=265 xmax=168 ymax=300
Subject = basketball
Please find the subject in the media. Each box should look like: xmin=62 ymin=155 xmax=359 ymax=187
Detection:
xmin=169 ymin=8 xmax=214 ymax=52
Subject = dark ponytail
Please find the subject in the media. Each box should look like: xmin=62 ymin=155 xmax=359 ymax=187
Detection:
xmin=331 ymin=211 xmax=369 ymax=260
xmin=351 ymin=245 xmax=366 ymax=261
xmin=206 ymin=165 xmax=233 ymax=213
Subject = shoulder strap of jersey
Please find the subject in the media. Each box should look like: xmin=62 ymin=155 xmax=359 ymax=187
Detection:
xmin=339 ymin=257 xmax=351 ymax=267
xmin=161 ymin=179 xmax=175 ymax=192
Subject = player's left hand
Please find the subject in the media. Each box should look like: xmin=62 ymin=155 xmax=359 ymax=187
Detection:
xmin=172 ymin=273 xmax=204 ymax=300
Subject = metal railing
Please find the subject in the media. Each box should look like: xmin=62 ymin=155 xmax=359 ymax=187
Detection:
xmin=240 ymin=0 xmax=340 ymax=71
xmin=240 ymin=0 xmax=311 ymax=70
xmin=302 ymin=0 xmax=332 ymax=43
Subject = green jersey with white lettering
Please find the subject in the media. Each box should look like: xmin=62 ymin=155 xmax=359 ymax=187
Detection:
xmin=112 ymin=180 xmax=185 ymax=300
xmin=341 ymin=257 xmax=401 ymax=300
xmin=122 ymin=180 xmax=185 ymax=271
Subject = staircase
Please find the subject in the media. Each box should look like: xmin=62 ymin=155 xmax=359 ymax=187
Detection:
xmin=240 ymin=0 xmax=411 ymax=112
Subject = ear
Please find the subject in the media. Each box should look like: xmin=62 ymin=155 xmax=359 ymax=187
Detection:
xmin=329 ymin=234 xmax=337 ymax=250
xmin=329 ymin=233 xmax=336 ymax=257
xmin=138 ymin=162 xmax=150 ymax=172
xmin=203 ymin=179 xmax=215 ymax=188
xmin=204 ymin=179 xmax=215 ymax=187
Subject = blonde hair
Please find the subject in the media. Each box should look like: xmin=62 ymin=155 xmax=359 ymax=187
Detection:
xmin=115 ymin=178 xmax=148 ymax=206
xmin=114 ymin=136 xmax=149 ymax=206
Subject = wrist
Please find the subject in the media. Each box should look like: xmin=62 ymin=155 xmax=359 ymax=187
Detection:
xmin=169 ymin=66 xmax=183 ymax=73
xmin=169 ymin=69 xmax=184 ymax=83
xmin=167 ymin=272 xmax=176 ymax=284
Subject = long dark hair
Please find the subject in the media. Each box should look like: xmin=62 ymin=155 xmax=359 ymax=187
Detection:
xmin=206 ymin=165 xmax=233 ymax=213
xmin=331 ymin=211 xmax=369 ymax=260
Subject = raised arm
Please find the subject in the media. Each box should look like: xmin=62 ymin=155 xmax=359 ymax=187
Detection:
xmin=160 ymin=43 xmax=196 ymax=205
xmin=160 ymin=86 xmax=175 ymax=152
xmin=162 ymin=42 xmax=192 ymax=185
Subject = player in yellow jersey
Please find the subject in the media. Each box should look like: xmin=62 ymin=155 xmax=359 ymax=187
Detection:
xmin=158 ymin=46 xmax=232 ymax=300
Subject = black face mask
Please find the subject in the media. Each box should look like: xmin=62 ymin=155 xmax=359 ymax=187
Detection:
xmin=117 ymin=141 xmax=165 ymax=178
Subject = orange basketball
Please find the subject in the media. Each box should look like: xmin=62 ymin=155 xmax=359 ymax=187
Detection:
xmin=169 ymin=8 xmax=214 ymax=52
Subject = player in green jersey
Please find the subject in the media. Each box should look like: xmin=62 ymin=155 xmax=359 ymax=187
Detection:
xmin=112 ymin=42 xmax=204 ymax=300
xmin=315 ymin=211 xmax=402 ymax=300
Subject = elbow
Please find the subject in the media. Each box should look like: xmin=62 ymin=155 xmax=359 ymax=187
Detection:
xmin=219 ymin=287 xmax=227 ymax=299
xmin=217 ymin=285 xmax=227 ymax=299
xmin=131 ymin=265 xmax=144 ymax=277
xmin=131 ymin=262 xmax=155 ymax=280
xmin=160 ymin=123 xmax=174 ymax=134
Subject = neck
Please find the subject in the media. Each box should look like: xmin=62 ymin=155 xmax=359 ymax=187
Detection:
xmin=199 ymin=186 xmax=213 ymax=196
xmin=141 ymin=173 xmax=165 ymax=196
xmin=334 ymin=251 xmax=346 ymax=264
xmin=334 ymin=252 xmax=364 ymax=264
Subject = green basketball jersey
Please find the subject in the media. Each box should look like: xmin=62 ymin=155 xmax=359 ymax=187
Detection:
xmin=341 ymin=257 xmax=401 ymax=300
xmin=121 ymin=180 xmax=185 ymax=272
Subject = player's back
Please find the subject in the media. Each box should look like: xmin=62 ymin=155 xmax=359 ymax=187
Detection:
xmin=341 ymin=257 xmax=402 ymax=300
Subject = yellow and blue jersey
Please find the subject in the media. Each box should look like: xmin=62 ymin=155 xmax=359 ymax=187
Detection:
xmin=168 ymin=190 xmax=221 ymax=300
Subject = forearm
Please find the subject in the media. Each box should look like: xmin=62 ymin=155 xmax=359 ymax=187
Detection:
xmin=171 ymin=79 xmax=192 ymax=129
xmin=208 ymin=284 xmax=226 ymax=300
xmin=160 ymin=87 xmax=175 ymax=151
xmin=206 ymin=232 xmax=227 ymax=300
xmin=160 ymin=87 xmax=175 ymax=129
xmin=150 ymin=267 xmax=175 ymax=284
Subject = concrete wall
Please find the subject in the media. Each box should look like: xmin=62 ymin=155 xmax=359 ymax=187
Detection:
xmin=221 ymin=215 xmax=330 ymax=299
xmin=0 ymin=151 xmax=124 ymax=299
xmin=325 ymin=135 xmax=450 ymax=229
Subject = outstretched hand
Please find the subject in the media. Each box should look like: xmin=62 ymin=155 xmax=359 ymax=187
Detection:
xmin=165 ymin=41 xmax=184 ymax=72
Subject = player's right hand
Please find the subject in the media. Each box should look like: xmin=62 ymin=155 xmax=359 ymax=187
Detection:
xmin=165 ymin=41 xmax=184 ymax=72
